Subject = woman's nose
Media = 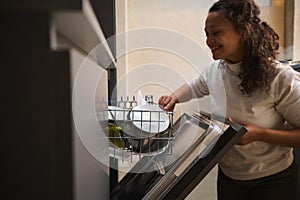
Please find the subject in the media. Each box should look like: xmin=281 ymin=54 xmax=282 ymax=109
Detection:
xmin=206 ymin=38 xmax=213 ymax=46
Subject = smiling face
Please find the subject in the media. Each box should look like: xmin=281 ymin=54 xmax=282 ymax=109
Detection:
xmin=205 ymin=12 xmax=245 ymax=64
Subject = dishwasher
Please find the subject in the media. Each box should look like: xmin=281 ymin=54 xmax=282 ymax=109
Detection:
xmin=97 ymin=94 xmax=247 ymax=200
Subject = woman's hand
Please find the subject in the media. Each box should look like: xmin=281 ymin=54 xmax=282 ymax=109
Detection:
xmin=236 ymin=123 xmax=263 ymax=145
xmin=227 ymin=117 xmax=300 ymax=147
xmin=158 ymin=94 xmax=178 ymax=111
xmin=158 ymin=84 xmax=193 ymax=111
xmin=229 ymin=117 xmax=262 ymax=145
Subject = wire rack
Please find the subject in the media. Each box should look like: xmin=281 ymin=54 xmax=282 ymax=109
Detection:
xmin=97 ymin=95 xmax=175 ymax=162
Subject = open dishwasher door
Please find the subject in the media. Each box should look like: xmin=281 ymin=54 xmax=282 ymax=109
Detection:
xmin=110 ymin=112 xmax=247 ymax=200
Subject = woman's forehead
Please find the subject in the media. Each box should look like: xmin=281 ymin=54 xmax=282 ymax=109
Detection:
xmin=205 ymin=12 xmax=232 ymax=29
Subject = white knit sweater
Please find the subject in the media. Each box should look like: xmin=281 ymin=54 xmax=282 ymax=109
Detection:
xmin=188 ymin=59 xmax=300 ymax=180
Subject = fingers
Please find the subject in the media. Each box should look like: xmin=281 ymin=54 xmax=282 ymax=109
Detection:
xmin=158 ymin=95 xmax=177 ymax=111
xmin=158 ymin=96 xmax=172 ymax=110
xmin=228 ymin=117 xmax=239 ymax=123
xmin=158 ymin=96 xmax=168 ymax=106
xmin=228 ymin=117 xmax=246 ymax=126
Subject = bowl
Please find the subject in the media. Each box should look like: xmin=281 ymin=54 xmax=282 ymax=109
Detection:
xmin=129 ymin=104 xmax=170 ymax=134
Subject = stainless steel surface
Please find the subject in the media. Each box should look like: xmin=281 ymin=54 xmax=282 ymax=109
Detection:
xmin=143 ymin=114 xmax=217 ymax=200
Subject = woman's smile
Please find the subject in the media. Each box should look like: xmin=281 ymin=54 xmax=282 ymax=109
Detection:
xmin=210 ymin=44 xmax=222 ymax=54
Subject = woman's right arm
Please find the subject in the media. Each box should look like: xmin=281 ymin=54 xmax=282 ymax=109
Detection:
xmin=158 ymin=83 xmax=193 ymax=111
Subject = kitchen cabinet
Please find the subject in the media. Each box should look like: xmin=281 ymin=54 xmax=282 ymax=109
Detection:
xmin=0 ymin=0 xmax=115 ymax=199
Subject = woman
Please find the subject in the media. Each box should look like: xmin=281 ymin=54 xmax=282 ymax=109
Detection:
xmin=159 ymin=0 xmax=300 ymax=199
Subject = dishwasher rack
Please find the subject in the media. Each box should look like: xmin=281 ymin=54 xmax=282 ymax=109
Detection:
xmin=97 ymin=95 xmax=175 ymax=162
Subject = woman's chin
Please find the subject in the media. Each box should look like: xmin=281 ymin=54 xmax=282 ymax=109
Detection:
xmin=212 ymin=54 xmax=222 ymax=60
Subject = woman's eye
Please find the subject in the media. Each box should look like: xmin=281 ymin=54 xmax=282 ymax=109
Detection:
xmin=205 ymin=30 xmax=222 ymax=37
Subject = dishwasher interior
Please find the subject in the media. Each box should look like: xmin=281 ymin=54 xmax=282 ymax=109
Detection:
xmin=98 ymin=95 xmax=247 ymax=200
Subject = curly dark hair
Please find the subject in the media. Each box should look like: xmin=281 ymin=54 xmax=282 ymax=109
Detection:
xmin=209 ymin=0 xmax=279 ymax=95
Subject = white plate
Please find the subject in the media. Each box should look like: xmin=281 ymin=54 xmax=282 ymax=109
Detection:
xmin=130 ymin=104 xmax=169 ymax=133
xmin=108 ymin=106 xmax=128 ymax=121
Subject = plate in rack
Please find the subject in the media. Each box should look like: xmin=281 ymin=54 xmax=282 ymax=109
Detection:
xmin=130 ymin=104 xmax=170 ymax=134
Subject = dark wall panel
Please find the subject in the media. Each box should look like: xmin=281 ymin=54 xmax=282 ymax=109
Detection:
xmin=0 ymin=12 xmax=72 ymax=200
xmin=0 ymin=0 xmax=81 ymax=11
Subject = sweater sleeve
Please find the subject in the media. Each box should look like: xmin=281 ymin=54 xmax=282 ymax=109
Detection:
xmin=273 ymin=66 xmax=300 ymax=128
xmin=187 ymin=65 xmax=211 ymax=98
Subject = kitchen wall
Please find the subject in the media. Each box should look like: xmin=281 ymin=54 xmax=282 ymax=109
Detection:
xmin=116 ymin=0 xmax=213 ymax=121
xmin=260 ymin=0 xmax=285 ymax=60
xmin=295 ymin=0 xmax=300 ymax=60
